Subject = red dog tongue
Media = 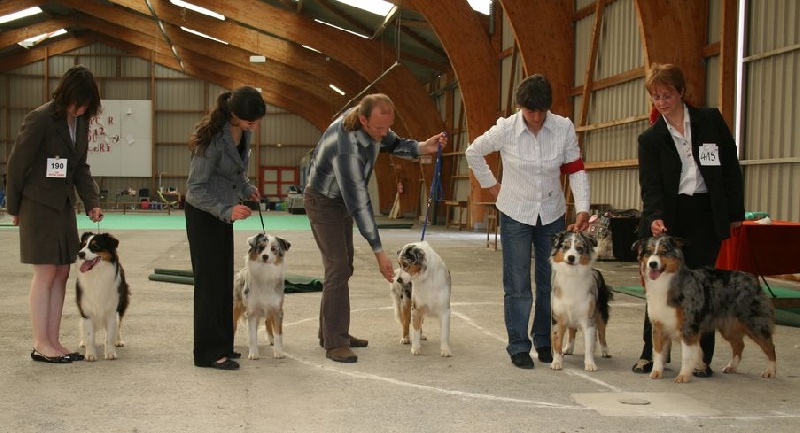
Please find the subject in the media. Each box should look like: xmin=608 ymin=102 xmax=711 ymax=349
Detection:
xmin=80 ymin=257 xmax=100 ymax=273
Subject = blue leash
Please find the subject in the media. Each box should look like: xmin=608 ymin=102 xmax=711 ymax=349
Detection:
xmin=420 ymin=143 xmax=444 ymax=241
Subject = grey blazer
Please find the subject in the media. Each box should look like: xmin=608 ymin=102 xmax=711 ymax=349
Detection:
xmin=185 ymin=121 xmax=257 ymax=223
xmin=6 ymin=101 xmax=99 ymax=215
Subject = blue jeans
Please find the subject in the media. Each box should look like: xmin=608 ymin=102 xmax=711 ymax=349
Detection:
xmin=500 ymin=213 xmax=565 ymax=356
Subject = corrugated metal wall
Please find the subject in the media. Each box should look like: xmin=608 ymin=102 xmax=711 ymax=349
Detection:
xmin=741 ymin=0 xmax=800 ymax=221
xmin=0 ymin=43 xmax=321 ymax=202
xmin=573 ymin=0 xmax=645 ymax=212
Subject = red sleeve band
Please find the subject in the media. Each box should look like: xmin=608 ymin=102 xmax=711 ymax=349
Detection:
xmin=560 ymin=158 xmax=585 ymax=175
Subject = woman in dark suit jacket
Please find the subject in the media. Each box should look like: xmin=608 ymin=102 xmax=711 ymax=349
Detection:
xmin=185 ymin=86 xmax=265 ymax=370
xmin=6 ymin=65 xmax=104 ymax=364
xmin=632 ymin=63 xmax=745 ymax=377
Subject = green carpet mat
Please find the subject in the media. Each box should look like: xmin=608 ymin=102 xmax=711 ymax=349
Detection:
xmin=614 ymin=285 xmax=800 ymax=327
xmin=59 ymin=212 xmax=310 ymax=231
xmin=149 ymin=268 xmax=322 ymax=293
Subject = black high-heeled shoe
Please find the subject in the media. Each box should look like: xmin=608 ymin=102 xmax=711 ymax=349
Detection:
xmin=30 ymin=349 xmax=72 ymax=364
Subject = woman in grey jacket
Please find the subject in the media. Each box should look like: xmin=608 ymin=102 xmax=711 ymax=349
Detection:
xmin=185 ymin=86 xmax=265 ymax=370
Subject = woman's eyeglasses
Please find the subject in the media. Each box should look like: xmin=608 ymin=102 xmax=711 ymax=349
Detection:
xmin=650 ymin=92 xmax=677 ymax=102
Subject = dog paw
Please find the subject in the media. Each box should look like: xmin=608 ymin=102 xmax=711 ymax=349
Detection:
xmin=550 ymin=361 xmax=563 ymax=370
xmin=78 ymin=341 xmax=86 ymax=348
xmin=400 ymin=337 xmax=410 ymax=345
xmin=104 ymin=352 xmax=117 ymax=361
xmin=272 ymin=351 xmax=284 ymax=359
xmin=649 ymin=370 xmax=663 ymax=379
xmin=440 ymin=347 xmax=452 ymax=357
xmin=761 ymin=367 xmax=776 ymax=378
xmin=410 ymin=347 xmax=421 ymax=356
xmin=601 ymin=353 xmax=612 ymax=358
xmin=674 ymin=374 xmax=692 ymax=383
xmin=115 ymin=341 xmax=125 ymax=348
xmin=248 ymin=353 xmax=260 ymax=360
xmin=584 ymin=362 xmax=598 ymax=372
xmin=722 ymin=365 xmax=736 ymax=374
xmin=85 ymin=354 xmax=97 ymax=362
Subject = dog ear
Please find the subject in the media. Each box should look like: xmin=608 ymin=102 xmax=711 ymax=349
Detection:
xmin=277 ymin=237 xmax=291 ymax=253
xmin=412 ymin=246 xmax=427 ymax=271
xmin=551 ymin=231 xmax=565 ymax=249
xmin=108 ymin=235 xmax=119 ymax=249
xmin=631 ymin=238 xmax=644 ymax=255
xmin=80 ymin=231 xmax=94 ymax=243
xmin=248 ymin=234 xmax=260 ymax=249
xmin=581 ymin=231 xmax=598 ymax=248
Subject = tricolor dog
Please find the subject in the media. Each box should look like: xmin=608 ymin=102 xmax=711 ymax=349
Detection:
xmin=395 ymin=241 xmax=452 ymax=357
xmin=549 ymin=231 xmax=613 ymax=371
xmin=233 ymin=233 xmax=291 ymax=360
xmin=76 ymin=232 xmax=131 ymax=361
xmin=634 ymin=235 xmax=777 ymax=383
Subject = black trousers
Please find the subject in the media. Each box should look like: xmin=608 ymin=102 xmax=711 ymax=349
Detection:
xmin=639 ymin=193 xmax=721 ymax=365
xmin=185 ymin=203 xmax=235 ymax=366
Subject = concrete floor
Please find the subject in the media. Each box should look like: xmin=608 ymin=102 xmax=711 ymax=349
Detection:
xmin=1 ymin=211 xmax=799 ymax=433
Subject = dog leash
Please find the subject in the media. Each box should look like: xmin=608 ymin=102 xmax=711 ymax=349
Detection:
xmin=420 ymin=133 xmax=445 ymax=241
xmin=256 ymin=201 xmax=266 ymax=234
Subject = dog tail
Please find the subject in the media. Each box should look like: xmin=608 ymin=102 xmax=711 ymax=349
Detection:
xmin=594 ymin=269 xmax=613 ymax=324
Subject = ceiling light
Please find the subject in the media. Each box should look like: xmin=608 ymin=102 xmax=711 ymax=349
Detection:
xmin=314 ymin=19 xmax=368 ymax=39
xmin=0 ymin=6 xmax=42 ymax=24
xmin=250 ymin=55 xmax=266 ymax=63
xmin=169 ymin=0 xmax=225 ymax=21
xmin=180 ymin=26 xmax=228 ymax=45
xmin=17 ymin=29 xmax=67 ymax=48
xmin=329 ymin=84 xmax=346 ymax=96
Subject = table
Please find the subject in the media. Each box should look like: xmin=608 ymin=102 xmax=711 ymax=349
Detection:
xmin=716 ymin=220 xmax=800 ymax=307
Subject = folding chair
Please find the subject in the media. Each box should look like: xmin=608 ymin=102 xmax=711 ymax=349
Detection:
xmin=156 ymin=190 xmax=179 ymax=208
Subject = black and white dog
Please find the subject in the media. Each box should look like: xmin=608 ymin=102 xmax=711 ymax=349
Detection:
xmin=634 ymin=235 xmax=777 ymax=382
xmin=233 ymin=233 xmax=291 ymax=360
xmin=549 ymin=231 xmax=613 ymax=371
xmin=396 ymin=241 xmax=452 ymax=357
xmin=76 ymin=232 xmax=131 ymax=361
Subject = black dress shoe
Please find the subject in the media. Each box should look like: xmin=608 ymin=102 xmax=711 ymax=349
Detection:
xmin=31 ymin=349 xmax=72 ymax=364
xmin=510 ymin=352 xmax=535 ymax=369
xmin=692 ymin=364 xmax=714 ymax=378
xmin=207 ymin=358 xmax=239 ymax=370
xmin=228 ymin=351 xmax=242 ymax=359
xmin=66 ymin=352 xmax=85 ymax=361
xmin=536 ymin=346 xmax=553 ymax=363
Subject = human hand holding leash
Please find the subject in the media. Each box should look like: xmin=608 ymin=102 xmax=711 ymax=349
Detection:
xmin=421 ymin=131 xmax=448 ymax=154
xmin=651 ymin=219 xmax=668 ymax=236
xmin=568 ymin=211 xmax=590 ymax=231
xmin=230 ymin=204 xmax=253 ymax=221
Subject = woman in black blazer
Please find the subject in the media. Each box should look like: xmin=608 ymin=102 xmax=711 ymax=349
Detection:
xmin=633 ymin=63 xmax=745 ymax=377
xmin=7 ymin=65 xmax=104 ymax=364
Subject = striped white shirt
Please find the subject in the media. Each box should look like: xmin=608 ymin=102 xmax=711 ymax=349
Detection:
xmin=465 ymin=111 xmax=590 ymax=226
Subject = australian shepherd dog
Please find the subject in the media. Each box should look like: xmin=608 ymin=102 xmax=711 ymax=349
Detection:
xmin=76 ymin=232 xmax=131 ymax=361
xmin=233 ymin=233 xmax=291 ymax=360
xmin=549 ymin=231 xmax=613 ymax=371
xmin=395 ymin=241 xmax=452 ymax=357
xmin=634 ymin=235 xmax=777 ymax=383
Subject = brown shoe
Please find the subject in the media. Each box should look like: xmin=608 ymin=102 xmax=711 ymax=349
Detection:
xmin=319 ymin=335 xmax=369 ymax=348
xmin=348 ymin=335 xmax=369 ymax=348
xmin=326 ymin=346 xmax=357 ymax=363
